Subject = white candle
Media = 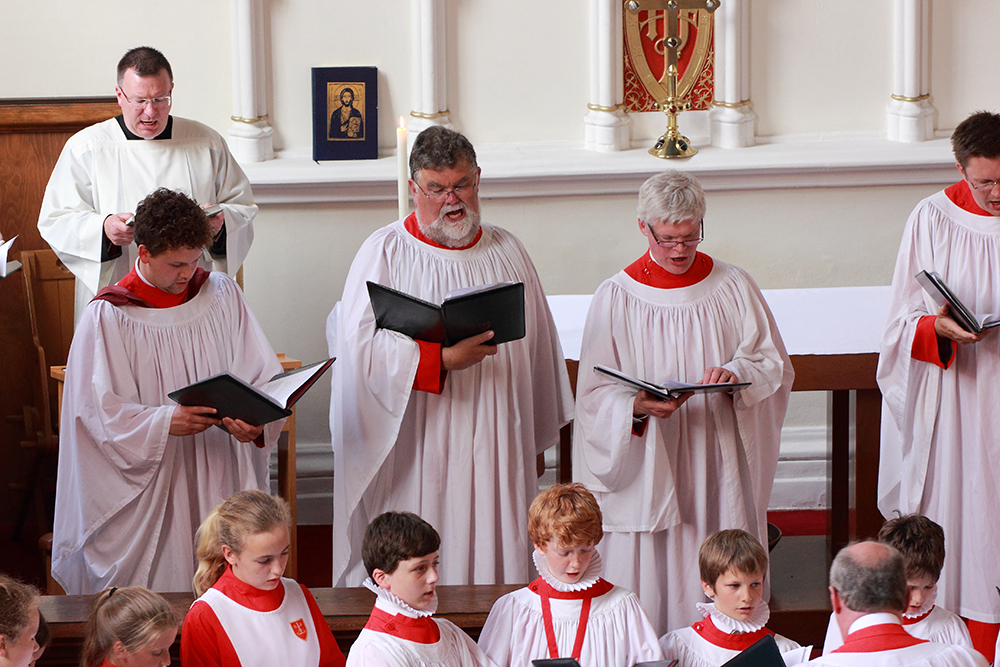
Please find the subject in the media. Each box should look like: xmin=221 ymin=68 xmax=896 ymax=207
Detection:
xmin=397 ymin=118 xmax=408 ymax=220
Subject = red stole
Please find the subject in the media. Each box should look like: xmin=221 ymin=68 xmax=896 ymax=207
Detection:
xmin=624 ymin=251 xmax=713 ymax=288
xmin=363 ymin=605 xmax=440 ymax=644
xmin=93 ymin=267 xmax=210 ymax=308
xmin=945 ymin=180 xmax=993 ymax=217
xmin=527 ymin=577 xmax=615 ymax=660
xmin=832 ymin=623 xmax=927 ymax=653
xmin=690 ymin=615 xmax=775 ymax=651
xmin=404 ymin=213 xmax=482 ymax=250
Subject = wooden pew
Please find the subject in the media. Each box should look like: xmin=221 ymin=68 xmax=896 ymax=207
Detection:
xmin=36 ymin=584 xmax=522 ymax=667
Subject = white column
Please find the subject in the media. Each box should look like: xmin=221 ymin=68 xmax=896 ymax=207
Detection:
xmin=227 ymin=0 xmax=274 ymax=162
xmin=408 ymin=0 xmax=452 ymax=135
xmin=708 ymin=0 xmax=755 ymax=148
xmin=584 ymin=0 xmax=630 ymax=152
xmin=886 ymin=0 xmax=935 ymax=142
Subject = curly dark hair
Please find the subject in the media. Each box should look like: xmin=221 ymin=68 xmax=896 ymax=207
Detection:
xmin=117 ymin=46 xmax=172 ymax=85
xmin=952 ymin=111 xmax=1000 ymax=168
xmin=132 ymin=188 xmax=214 ymax=256
xmin=362 ymin=512 xmax=440 ymax=579
xmin=409 ymin=126 xmax=478 ymax=180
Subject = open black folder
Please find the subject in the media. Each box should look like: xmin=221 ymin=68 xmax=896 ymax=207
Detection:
xmin=594 ymin=365 xmax=750 ymax=401
xmin=168 ymin=358 xmax=335 ymax=427
xmin=916 ymin=269 xmax=1000 ymax=335
xmin=366 ymin=280 xmax=526 ymax=346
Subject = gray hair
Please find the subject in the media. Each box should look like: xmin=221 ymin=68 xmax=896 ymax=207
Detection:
xmin=829 ymin=541 xmax=907 ymax=614
xmin=637 ymin=171 xmax=706 ymax=225
xmin=409 ymin=126 xmax=478 ymax=180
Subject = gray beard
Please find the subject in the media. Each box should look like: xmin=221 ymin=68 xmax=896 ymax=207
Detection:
xmin=418 ymin=203 xmax=481 ymax=248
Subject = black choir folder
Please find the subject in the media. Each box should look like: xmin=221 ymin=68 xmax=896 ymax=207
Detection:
xmin=594 ymin=364 xmax=750 ymax=401
xmin=366 ymin=281 xmax=526 ymax=346
xmin=168 ymin=358 xmax=335 ymax=427
xmin=916 ymin=269 xmax=1000 ymax=335
xmin=720 ymin=634 xmax=784 ymax=667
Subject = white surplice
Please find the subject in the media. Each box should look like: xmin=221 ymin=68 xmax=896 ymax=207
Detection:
xmin=877 ymin=187 xmax=1000 ymax=623
xmin=478 ymin=550 xmax=663 ymax=667
xmin=51 ymin=273 xmax=283 ymax=594
xmin=809 ymin=617 xmax=986 ymax=667
xmin=572 ymin=257 xmax=793 ymax=633
xmin=37 ymin=117 xmax=255 ymax=314
xmin=347 ymin=592 xmax=496 ymax=667
xmin=328 ymin=219 xmax=573 ymax=587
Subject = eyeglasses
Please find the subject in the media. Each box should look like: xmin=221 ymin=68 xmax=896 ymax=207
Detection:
xmin=645 ymin=219 xmax=705 ymax=248
xmin=118 ymin=89 xmax=172 ymax=108
xmin=966 ymin=176 xmax=1000 ymax=191
xmin=414 ymin=174 xmax=479 ymax=203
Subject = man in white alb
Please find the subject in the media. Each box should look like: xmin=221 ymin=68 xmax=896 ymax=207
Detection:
xmin=37 ymin=46 xmax=255 ymax=317
xmin=806 ymin=541 xmax=986 ymax=667
xmin=572 ymin=171 xmax=793 ymax=633
xmin=52 ymin=188 xmax=281 ymax=594
xmin=877 ymin=111 xmax=1000 ymax=661
xmin=328 ymin=126 xmax=574 ymax=588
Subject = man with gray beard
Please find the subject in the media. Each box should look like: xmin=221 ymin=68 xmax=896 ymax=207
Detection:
xmin=328 ymin=126 xmax=574 ymax=588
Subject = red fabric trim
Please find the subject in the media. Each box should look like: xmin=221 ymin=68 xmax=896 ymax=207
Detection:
xmin=965 ymin=619 xmax=999 ymax=664
xmin=632 ymin=417 xmax=648 ymax=438
xmin=901 ymin=607 xmax=933 ymax=626
xmin=363 ymin=606 xmax=441 ymax=644
xmin=690 ymin=616 xmax=774 ymax=651
xmin=93 ymin=267 xmax=210 ymax=308
xmin=910 ymin=315 xmax=955 ymax=369
xmin=404 ymin=212 xmax=482 ymax=249
xmin=623 ymin=252 xmax=713 ymax=288
xmin=832 ymin=623 xmax=926 ymax=653
xmin=528 ymin=578 xmax=614 ymax=660
xmin=945 ymin=180 xmax=993 ymax=217
xmin=413 ymin=339 xmax=446 ymax=394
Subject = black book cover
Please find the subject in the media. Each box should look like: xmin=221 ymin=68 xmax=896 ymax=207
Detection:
xmin=720 ymin=634 xmax=784 ymax=667
xmin=167 ymin=359 xmax=334 ymax=427
xmin=367 ymin=281 xmax=526 ymax=346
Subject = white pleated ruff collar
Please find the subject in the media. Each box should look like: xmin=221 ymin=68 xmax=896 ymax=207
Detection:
xmin=697 ymin=600 xmax=771 ymax=634
xmin=363 ymin=577 xmax=438 ymax=618
xmin=532 ymin=548 xmax=604 ymax=593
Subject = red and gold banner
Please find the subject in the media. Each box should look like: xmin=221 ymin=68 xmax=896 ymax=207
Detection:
xmin=624 ymin=9 xmax=715 ymax=113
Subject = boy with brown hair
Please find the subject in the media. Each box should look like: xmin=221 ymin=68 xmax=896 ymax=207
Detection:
xmin=346 ymin=511 xmax=495 ymax=667
xmin=479 ymin=483 xmax=662 ymax=666
xmin=822 ymin=514 xmax=974 ymax=654
xmin=659 ymin=529 xmax=810 ymax=666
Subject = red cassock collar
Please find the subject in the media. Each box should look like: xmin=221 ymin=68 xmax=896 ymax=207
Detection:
xmin=945 ymin=180 xmax=994 ymax=217
xmin=690 ymin=615 xmax=775 ymax=651
xmin=833 ymin=623 xmax=927 ymax=653
xmin=364 ymin=605 xmax=441 ymax=645
xmin=624 ymin=251 xmax=713 ymax=288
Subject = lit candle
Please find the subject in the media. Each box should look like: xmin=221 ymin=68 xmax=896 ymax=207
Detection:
xmin=397 ymin=117 xmax=408 ymax=220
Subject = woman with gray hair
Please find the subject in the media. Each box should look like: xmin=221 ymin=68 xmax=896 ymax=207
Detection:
xmin=573 ymin=170 xmax=794 ymax=633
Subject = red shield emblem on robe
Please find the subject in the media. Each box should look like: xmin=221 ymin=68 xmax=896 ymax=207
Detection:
xmin=290 ymin=618 xmax=308 ymax=641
